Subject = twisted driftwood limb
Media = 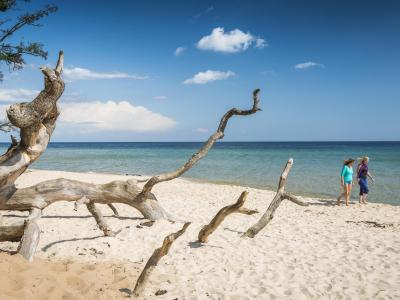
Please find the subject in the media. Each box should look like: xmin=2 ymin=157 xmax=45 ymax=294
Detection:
xmin=132 ymin=222 xmax=191 ymax=298
xmin=242 ymin=158 xmax=308 ymax=238
xmin=197 ymin=191 xmax=258 ymax=243
xmin=17 ymin=208 xmax=42 ymax=261
xmin=0 ymin=51 xmax=65 ymax=187
xmin=0 ymin=178 xmax=166 ymax=220
xmin=136 ymin=89 xmax=261 ymax=202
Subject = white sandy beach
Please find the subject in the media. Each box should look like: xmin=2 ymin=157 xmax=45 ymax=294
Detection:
xmin=0 ymin=169 xmax=399 ymax=299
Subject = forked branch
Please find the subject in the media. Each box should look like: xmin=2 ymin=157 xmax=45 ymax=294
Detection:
xmin=242 ymin=158 xmax=308 ymax=238
xmin=137 ymin=89 xmax=261 ymax=200
xmin=197 ymin=191 xmax=258 ymax=243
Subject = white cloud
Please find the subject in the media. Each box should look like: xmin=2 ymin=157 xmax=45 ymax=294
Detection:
xmin=152 ymin=96 xmax=167 ymax=100
xmin=0 ymin=105 xmax=9 ymax=120
xmin=174 ymin=47 xmax=186 ymax=56
xmin=255 ymin=38 xmax=267 ymax=49
xmin=197 ymin=27 xmax=267 ymax=53
xmin=59 ymin=101 xmax=176 ymax=132
xmin=196 ymin=127 xmax=209 ymax=133
xmin=63 ymin=67 xmax=148 ymax=81
xmin=294 ymin=62 xmax=324 ymax=69
xmin=0 ymin=88 xmax=39 ymax=102
xmin=184 ymin=70 xmax=235 ymax=85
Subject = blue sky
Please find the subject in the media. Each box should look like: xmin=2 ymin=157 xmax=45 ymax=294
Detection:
xmin=1 ymin=0 xmax=399 ymax=141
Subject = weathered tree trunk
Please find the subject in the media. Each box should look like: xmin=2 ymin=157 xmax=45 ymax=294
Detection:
xmin=132 ymin=222 xmax=190 ymax=298
xmin=197 ymin=191 xmax=258 ymax=243
xmin=242 ymin=159 xmax=308 ymax=238
xmin=0 ymin=51 xmax=65 ymax=188
xmin=0 ymin=178 xmax=168 ymax=220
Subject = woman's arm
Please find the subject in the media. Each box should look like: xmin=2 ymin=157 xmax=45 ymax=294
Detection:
xmin=368 ymin=171 xmax=375 ymax=182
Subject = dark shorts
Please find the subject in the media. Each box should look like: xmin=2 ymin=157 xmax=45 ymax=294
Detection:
xmin=359 ymin=178 xmax=369 ymax=195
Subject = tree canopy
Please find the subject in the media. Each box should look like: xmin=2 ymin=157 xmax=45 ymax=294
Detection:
xmin=0 ymin=0 xmax=57 ymax=81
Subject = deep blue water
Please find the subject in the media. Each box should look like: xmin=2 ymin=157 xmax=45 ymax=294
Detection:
xmin=1 ymin=142 xmax=399 ymax=205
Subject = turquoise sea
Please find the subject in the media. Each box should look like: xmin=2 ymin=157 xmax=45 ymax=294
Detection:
xmin=1 ymin=142 xmax=399 ymax=205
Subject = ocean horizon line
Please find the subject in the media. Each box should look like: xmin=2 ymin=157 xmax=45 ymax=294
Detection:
xmin=1 ymin=140 xmax=399 ymax=144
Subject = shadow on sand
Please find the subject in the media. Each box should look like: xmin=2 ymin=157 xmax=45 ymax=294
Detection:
xmin=41 ymin=235 xmax=105 ymax=252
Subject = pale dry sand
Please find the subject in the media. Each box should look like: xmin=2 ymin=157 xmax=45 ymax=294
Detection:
xmin=1 ymin=169 xmax=399 ymax=300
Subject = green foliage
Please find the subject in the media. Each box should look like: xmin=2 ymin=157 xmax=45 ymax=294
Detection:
xmin=0 ymin=0 xmax=57 ymax=80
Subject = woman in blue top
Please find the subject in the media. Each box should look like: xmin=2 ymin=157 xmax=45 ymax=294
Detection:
xmin=337 ymin=158 xmax=355 ymax=206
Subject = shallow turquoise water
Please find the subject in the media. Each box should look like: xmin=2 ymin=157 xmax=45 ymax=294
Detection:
xmin=1 ymin=142 xmax=399 ymax=205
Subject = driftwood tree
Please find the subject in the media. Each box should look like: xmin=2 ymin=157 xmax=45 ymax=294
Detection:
xmin=242 ymin=158 xmax=308 ymax=238
xmin=0 ymin=51 xmax=262 ymax=260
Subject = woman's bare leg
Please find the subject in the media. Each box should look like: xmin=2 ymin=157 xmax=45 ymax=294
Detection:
xmin=345 ymin=184 xmax=352 ymax=206
xmin=363 ymin=194 xmax=368 ymax=204
xmin=337 ymin=188 xmax=345 ymax=205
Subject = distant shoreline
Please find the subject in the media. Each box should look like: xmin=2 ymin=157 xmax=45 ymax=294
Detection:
xmin=2 ymin=141 xmax=400 ymax=144
xmin=28 ymin=168 xmax=399 ymax=207
xmin=4 ymin=141 xmax=398 ymax=206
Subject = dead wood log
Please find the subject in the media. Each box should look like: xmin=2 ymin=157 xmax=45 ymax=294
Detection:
xmin=197 ymin=191 xmax=258 ymax=243
xmin=132 ymin=222 xmax=191 ymax=297
xmin=242 ymin=158 xmax=308 ymax=238
xmin=18 ymin=208 xmax=42 ymax=261
xmin=0 ymin=178 xmax=166 ymax=220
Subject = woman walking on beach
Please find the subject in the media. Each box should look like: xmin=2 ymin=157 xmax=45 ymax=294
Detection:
xmin=337 ymin=158 xmax=355 ymax=206
xmin=357 ymin=156 xmax=375 ymax=204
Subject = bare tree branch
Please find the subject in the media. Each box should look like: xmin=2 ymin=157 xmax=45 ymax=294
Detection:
xmin=281 ymin=192 xmax=308 ymax=206
xmin=132 ymin=222 xmax=191 ymax=297
xmin=242 ymin=158 xmax=308 ymax=238
xmin=197 ymin=191 xmax=258 ymax=243
xmin=137 ymin=89 xmax=261 ymax=201
xmin=107 ymin=203 xmax=119 ymax=216
xmin=86 ymin=201 xmax=115 ymax=237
